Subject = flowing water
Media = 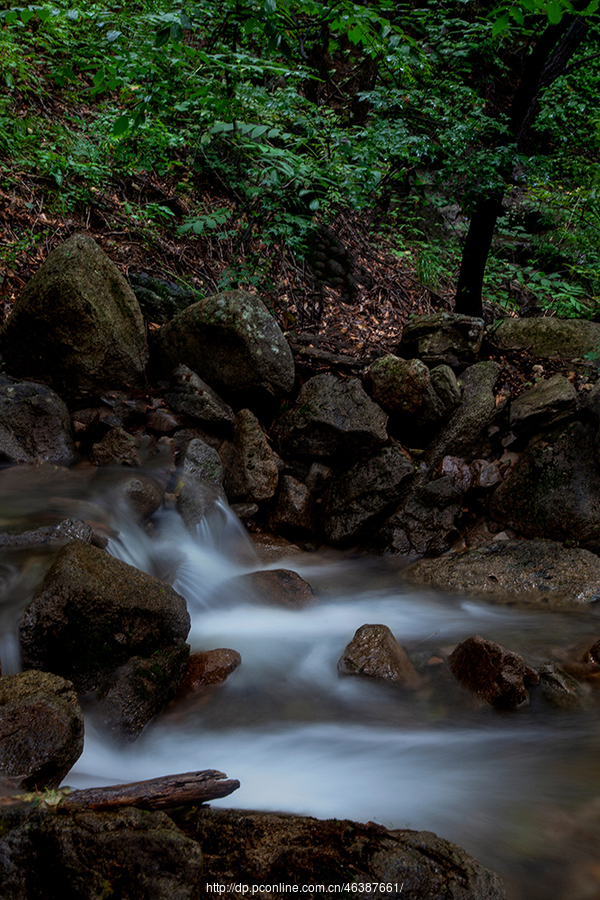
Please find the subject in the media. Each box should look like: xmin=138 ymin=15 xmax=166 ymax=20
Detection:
xmin=2 ymin=463 xmax=600 ymax=899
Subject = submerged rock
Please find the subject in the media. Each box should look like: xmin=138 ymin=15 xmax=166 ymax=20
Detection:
xmin=0 ymin=234 xmax=148 ymax=399
xmin=404 ymin=539 xmax=600 ymax=607
xmin=0 ymin=670 xmax=83 ymax=789
xmin=449 ymin=635 xmax=538 ymax=709
xmin=219 ymin=568 xmax=317 ymax=608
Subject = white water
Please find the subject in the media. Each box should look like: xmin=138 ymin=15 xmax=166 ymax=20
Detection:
xmin=2 ymin=466 xmax=600 ymax=899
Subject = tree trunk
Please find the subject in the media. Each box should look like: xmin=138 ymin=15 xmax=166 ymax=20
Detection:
xmin=454 ymin=16 xmax=590 ymax=317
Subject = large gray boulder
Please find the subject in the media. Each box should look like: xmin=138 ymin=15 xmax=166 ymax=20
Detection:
xmin=19 ymin=541 xmax=190 ymax=737
xmin=275 ymin=374 xmax=388 ymax=460
xmin=0 ymin=670 xmax=84 ymax=790
xmin=404 ymin=538 xmax=600 ymax=608
xmin=0 ymin=377 xmax=75 ymax=464
xmin=489 ymin=421 xmax=600 ymax=543
xmin=172 ymin=807 xmax=507 ymax=900
xmin=0 ymin=235 xmax=148 ymax=399
xmin=149 ymin=289 xmax=295 ymax=401
xmin=489 ymin=316 xmax=600 ymax=360
xmin=322 ymin=444 xmax=415 ymax=545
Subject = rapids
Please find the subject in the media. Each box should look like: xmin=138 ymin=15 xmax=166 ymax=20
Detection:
xmin=1 ymin=463 xmax=600 ymax=899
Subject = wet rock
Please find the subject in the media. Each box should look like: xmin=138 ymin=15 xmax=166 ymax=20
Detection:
xmin=322 ymin=444 xmax=415 ymax=546
xmin=425 ymin=361 xmax=500 ymax=469
xmin=221 ymin=409 xmax=279 ymax=503
xmin=509 ymin=374 xmax=578 ymax=434
xmin=470 ymin=458 xmax=501 ymax=489
xmin=19 ymin=541 xmax=190 ymax=737
xmin=178 ymin=649 xmax=241 ymax=694
xmin=275 ymin=374 xmax=388 ymax=461
xmin=399 ymin=313 xmax=485 ymax=367
xmin=440 ymin=456 xmax=473 ymax=492
xmin=91 ymin=427 xmax=140 ymax=466
xmin=0 ymin=806 xmax=202 ymax=900
xmin=375 ymin=474 xmax=461 ymax=557
xmin=0 ymin=670 xmax=84 ymax=789
xmin=248 ymin=533 xmax=306 ymax=563
xmin=0 ymin=518 xmax=93 ymax=550
xmin=221 ymin=569 xmax=317 ymax=608
xmin=113 ymin=473 xmax=164 ymax=521
xmin=0 ymin=234 xmax=148 ymax=400
xmin=267 ymin=474 xmax=316 ymax=539
xmin=490 ymin=316 xmax=600 ymax=360
xmin=538 ymin=664 xmax=583 ymax=709
xmin=165 ymin=365 xmax=235 ymax=427
xmin=404 ymin=539 xmax=600 ymax=607
xmin=177 ymin=438 xmax=226 ymax=528
xmin=172 ymin=807 xmax=507 ymax=900
xmin=489 ymin=421 xmax=600 ymax=543
xmin=145 ymin=406 xmax=182 ymax=434
xmin=365 ymin=356 xmax=430 ymax=414
xmin=149 ymin=289 xmax=295 ymax=402
xmin=338 ymin=624 xmax=420 ymax=688
xmin=305 ymin=461 xmax=332 ymax=494
xmin=0 ymin=378 xmax=75 ymax=464
xmin=449 ymin=635 xmax=538 ymax=709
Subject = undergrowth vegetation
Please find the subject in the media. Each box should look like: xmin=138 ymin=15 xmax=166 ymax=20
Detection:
xmin=1 ymin=0 xmax=600 ymax=320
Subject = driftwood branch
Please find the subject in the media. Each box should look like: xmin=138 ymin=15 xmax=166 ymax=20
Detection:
xmin=0 ymin=770 xmax=240 ymax=812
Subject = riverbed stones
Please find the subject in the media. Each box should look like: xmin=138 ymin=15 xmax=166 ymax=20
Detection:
xmin=91 ymin=426 xmax=140 ymax=467
xmin=424 ymin=361 xmax=499 ymax=468
xmin=0 ymin=235 xmax=148 ymax=399
xmin=177 ymin=649 xmax=241 ymax=695
xmin=365 ymin=355 xmax=430 ymax=414
xmin=404 ymin=539 xmax=600 ymax=607
xmin=490 ymin=421 xmax=600 ymax=543
xmin=149 ymin=289 xmax=295 ymax=402
xmin=0 ymin=806 xmax=202 ymax=900
xmin=489 ymin=316 xmax=600 ymax=360
xmin=0 ymin=518 xmax=93 ymax=550
xmin=537 ymin=664 xmax=583 ymax=709
xmin=220 ymin=409 xmax=279 ymax=503
xmin=19 ymin=541 xmax=190 ymax=736
xmin=221 ymin=568 xmax=317 ymax=608
xmin=398 ymin=312 xmax=485 ymax=367
xmin=0 ymin=377 xmax=75 ymax=464
xmin=267 ymin=474 xmax=316 ymax=538
xmin=509 ymin=373 xmax=578 ymax=434
xmin=165 ymin=365 xmax=235 ymax=427
xmin=322 ymin=443 xmax=415 ymax=545
xmin=449 ymin=635 xmax=539 ymax=709
xmin=0 ymin=670 xmax=84 ymax=789
xmin=173 ymin=807 xmax=507 ymax=900
xmin=177 ymin=437 xmax=226 ymax=528
xmin=275 ymin=374 xmax=388 ymax=460
xmin=338 ymin=624 xmax=420 ymax=688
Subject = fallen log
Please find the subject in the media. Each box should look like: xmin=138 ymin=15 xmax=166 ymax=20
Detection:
xmin=0 ymin=770 xmax=240 ymax=812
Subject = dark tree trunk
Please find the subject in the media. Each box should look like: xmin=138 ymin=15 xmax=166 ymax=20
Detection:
xmin=454 ymin=16 xmax=590 ymax=317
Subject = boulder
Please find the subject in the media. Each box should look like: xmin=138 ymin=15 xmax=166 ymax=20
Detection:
xmin=248 ymin=533 xmax=306 ymax=564
xmin=91 ymin=427 xmax=140 ymax=466
xmin=172 ymin=807 xmax=507 ymax=900
xmin=322 ymin=444 xmax=415 ymax=545
xmin=338 ymin=624 xmax=420 ymax=687
xmin=489 ymin=316 xmax=600 ymax=360
xmin=0 ymin=670 xmax=84 ymax=790
xmin=0 ymin=235 xmax=148 ymax=399
xmin=403 ymin=539 xmax=600 ymax=608
xmin=509 ymin=374 xmax=578 ymax=434
xmin=489 ymin=421 xmax=600 ymax=543
xmin=365 ymin=356 xmax=430 ymax=414
xmin=111 ymin=473 xmax=164 ymax=521
xmin=165 ymin=365 xmax=235 ymax=427
xmin=398 ymin=313 xmax=485 ymax=367
xmin=275 ymin=374 xmax=388 ymax=460
xmin=375 ymin=474 xmax=461 ymax=557
xmin=537 ymin=663 xmax=583 ymax=709
xmin=267 ymin=474 xmax=317 ymax=539
xmin=449 ymin=635 xmax=539 ymax=709
xmin=19 ymin=541 xmax=190 ymax=737
xmin=149 ymin=289 xmax=295 ymax=401
xmin=414 ymin=364 xmax=462 ymax=427
xmin=0 ymin=377 xmax=75 ymax=464
xmin=424 ymin=361 xmax=500 ymax=468
xmin=0 ymin=807 xmax=202 ymax=900
xmin=221 ymin=409 xmax=279 ymax=503
xmin=129 ymin=271 xmax=198 ymax=323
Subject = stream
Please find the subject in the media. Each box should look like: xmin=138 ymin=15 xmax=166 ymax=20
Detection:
xmin=2 ymin=463 xmax=600 ymax=900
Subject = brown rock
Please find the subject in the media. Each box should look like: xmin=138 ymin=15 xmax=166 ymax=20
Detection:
xmin=179 ymin=649 xmax=241 ymax=693
xmin=338 ymin=624 xmax=420 ymax=688
xmin=448 ymin=634 xmax=538 ymax=709
xmin=249 ymin=533 xmax=305 ymax=563
xmin=220 ymin=569 xmax=317 ymax=608
xmin=91 ymin=427 xmax=140 ymax=466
